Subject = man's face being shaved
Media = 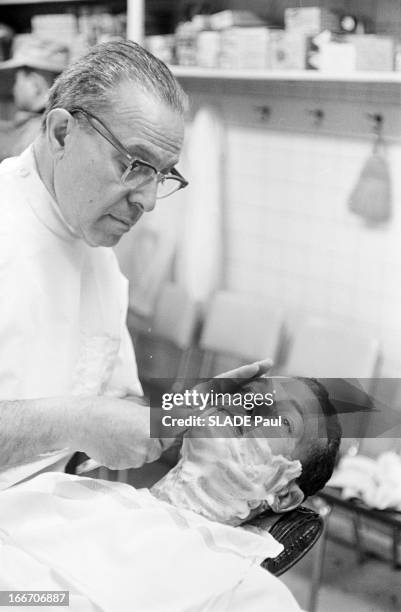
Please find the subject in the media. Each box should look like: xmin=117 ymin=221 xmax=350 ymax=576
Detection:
xmin=243 ymin=377 xmax=324 ymax=462
xmin=153 ymin=378 xmax=328 ymax=525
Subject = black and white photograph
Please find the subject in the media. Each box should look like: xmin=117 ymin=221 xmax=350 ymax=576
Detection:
xmin=1 ymin=1 xmax=401 ymax=610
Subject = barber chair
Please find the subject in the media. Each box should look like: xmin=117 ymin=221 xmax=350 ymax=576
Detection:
xmin=254 ymin=504 xmax=327 ymax=612
xmin=255 ymin=506 xmax=324 ymax=577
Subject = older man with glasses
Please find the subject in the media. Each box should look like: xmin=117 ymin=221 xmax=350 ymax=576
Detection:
xmin=0 ymin=40 xmax=270 ymax=489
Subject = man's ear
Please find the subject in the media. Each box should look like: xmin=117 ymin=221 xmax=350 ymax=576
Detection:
xmin=45 ymin=108 xmax=75 ymax=157
xmin=270 ymin=481 xmax=304 ymax=513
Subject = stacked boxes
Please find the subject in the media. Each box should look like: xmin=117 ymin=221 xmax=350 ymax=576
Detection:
xmin=346 ymin=35 xmax=395 ymax=72
xmin=219 ymin=27 xmax=271 ymax=70
xmin=161 ymin=6 xmax=398 ymax=73
xmin=270 ymin=31 xmax=307 ymax=70
xmin=284 ymin=7 xmax=340 ymax=36
xmin=196 ymin=31 xmax=221 ymax=68
xmin=31 ymin=14 xmax=78 ymax=45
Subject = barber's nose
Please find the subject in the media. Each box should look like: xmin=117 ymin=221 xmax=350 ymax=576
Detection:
xmin=127 ymin=180 xmax=157 ymax=213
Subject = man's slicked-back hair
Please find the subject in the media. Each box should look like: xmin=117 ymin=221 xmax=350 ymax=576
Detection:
xmin=41 ymin=40 xmax=187 ymax=129
xmin=295 ymin=377 xmax=342 ymax=499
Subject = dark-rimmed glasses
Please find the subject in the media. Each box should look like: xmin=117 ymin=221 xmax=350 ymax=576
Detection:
xmin=69 ymin=107 xmax=188 ymax=199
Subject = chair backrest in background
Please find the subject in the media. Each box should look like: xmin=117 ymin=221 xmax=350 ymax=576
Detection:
xmin=358 ymin=377 xmax=401 ymax=457
xmin=282 ymin=316 xmax=380 ymax=450
xmin=283 ymin=317 xmax=380 ymax=379
xmin=199 ymin=290 xmax=284 ymax=377
xmin=128 ymin=282 xmax=200 ymax=390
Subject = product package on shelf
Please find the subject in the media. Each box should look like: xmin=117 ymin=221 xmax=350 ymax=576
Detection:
xmin=219 ymin=27 xmax=271 ymax=70
xmin=270 ymin=30 xmax=308 ymax=70
xmin=31 ymin=14 xmax=78 ymax=45
xmin=209 ymin=10 xmax=266 ymax=31
xmin=196 ymin=31 xmax=220 ymax=68
xmin=77 ymin=10 xmax=126 ymax=47
xmin=345 ymin=35 xmax=395 ymax=71
xmin=145 ymin=35 xmax=175 ymax=65
xmin=306 ymin=32 xmax=355 ymax=72
xmin=175 ymin=21 xmax=198 ymax=67
xmin=306 ymin=31 xmax=395 ymax=72
xmin=285 ymin=7 xmax=340 ymax=36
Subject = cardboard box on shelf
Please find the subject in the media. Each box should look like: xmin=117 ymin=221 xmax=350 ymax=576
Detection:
xmin=285 ymin=7 xmax=339 ymax=36
xmin=197 ymin=31 xmax=220 ymax=68
xmin=31 ymin=13 xmax=78 ymax=45
xmin=270 ymin=31 xmax=307 ymax=70
xmin=210 ymin=10 xmax=266 ymax=31
xmin=319 ymin=41 xmax=356 ymax=72
xmin=219 ymin=27 xmax=271 ymax=70
xmin=345 ymin=35 xmax=395 ymax=71
xmin=145 ymin=35 xmax=175 ymax=65
xmin=175 ymin=21 xmax=198 ymax=67
xmin=395 ymin=44 xmax=401 ymax=71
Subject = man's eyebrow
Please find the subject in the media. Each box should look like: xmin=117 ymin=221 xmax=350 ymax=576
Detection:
xmin=125 ymin=145 xmax=179 ymax=172
xmin=127 ymin=144 xmax=156 ymax=163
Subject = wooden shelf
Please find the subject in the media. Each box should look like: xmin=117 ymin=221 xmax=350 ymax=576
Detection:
xmin=170 ymin=65 xmax=401 ymax=85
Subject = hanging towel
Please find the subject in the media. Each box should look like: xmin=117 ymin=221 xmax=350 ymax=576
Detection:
xmin=175 ymin=105 xmax=224 ymax=304
xmin=348 ymin=140 xmax=391 ymax=224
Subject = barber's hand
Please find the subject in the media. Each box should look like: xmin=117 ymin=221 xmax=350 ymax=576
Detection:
xmin=68 ymin=396 xmax=162 ymax=470
xmin=195 ymin=358 xmax=273 ymax=398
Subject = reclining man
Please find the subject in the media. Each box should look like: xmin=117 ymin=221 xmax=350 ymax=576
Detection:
xmin=0 ymin=376 xmax=341 ymax=612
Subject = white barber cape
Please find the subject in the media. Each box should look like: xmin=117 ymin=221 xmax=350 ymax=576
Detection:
xmin=0 ymin=147 xmax=142 ymax=489
xmin=0 ymin=473 xmax=301 ymax=612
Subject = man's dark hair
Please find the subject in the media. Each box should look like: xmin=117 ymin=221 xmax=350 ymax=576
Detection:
xmin=295 ymin=377 xmax=342 ymax=499
xmin=42 ymin=39 xmax=187 ymax=129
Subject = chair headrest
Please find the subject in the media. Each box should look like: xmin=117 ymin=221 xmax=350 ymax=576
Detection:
xmin=257 ymin=506 xmax=323 ymax=576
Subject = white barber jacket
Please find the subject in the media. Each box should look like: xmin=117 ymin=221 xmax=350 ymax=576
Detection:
xmin=0 ymin=147 xmax=142 ymax=489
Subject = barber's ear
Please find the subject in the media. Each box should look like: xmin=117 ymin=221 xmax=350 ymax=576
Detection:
xmin=270 ymin=482 xmax=304 ymax=513
xmin=45 ymin=108 xmax=75 ymax=157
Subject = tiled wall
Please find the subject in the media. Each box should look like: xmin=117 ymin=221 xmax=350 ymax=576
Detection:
xmin=177 ymin=79 xmax=401 ymax=376
xmin=225 ymin=128 xmax=401 ymax=375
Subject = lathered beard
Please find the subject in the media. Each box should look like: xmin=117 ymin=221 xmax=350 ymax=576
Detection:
xmin=151 ymin=428 xmax=302 ymax=526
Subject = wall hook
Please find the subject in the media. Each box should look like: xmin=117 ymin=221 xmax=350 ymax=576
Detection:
xmin=366 ymin=112 xmax=383 ymax=134
xmin=308 ymin=108 xmax=325 ymax=126
xmin=255 ymin=105 xmax=271 ymax=122
xmin=366 ymin=112 xmax=384 ymax=150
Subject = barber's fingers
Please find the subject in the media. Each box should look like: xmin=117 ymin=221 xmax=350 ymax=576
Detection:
xmin=194 ymin=359 xmax=273 ymax=397
xmin=215 ymin=359 xmax=273 ymax=380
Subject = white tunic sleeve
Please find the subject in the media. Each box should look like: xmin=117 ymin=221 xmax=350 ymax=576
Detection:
xmin=104 ymin=323 xmax=143 ymax=397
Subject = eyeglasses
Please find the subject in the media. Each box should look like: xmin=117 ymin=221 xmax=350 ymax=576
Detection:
xmin=69 ymin=107 xmax=188 ymax=199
